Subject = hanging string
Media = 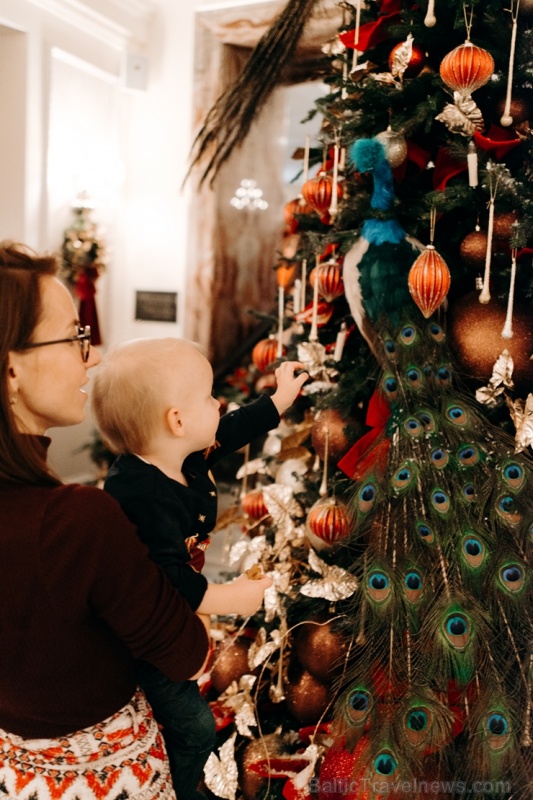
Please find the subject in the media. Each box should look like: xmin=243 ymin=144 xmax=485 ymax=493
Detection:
xmin=479 ymin=165 xmax=500 ymax=304
xmin=500 ymin=0 xmax=521 ymax=126
xmin=463 ymin=3 xmax=474 ymax=41
xmin=429 ymin=205 xmax=437 ymax=244
xmin=501 ymin=248 xmax=518 ymax=338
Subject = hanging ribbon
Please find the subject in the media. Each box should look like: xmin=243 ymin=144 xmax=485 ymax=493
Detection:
xmin=75 ymin=267 xmax=102 ymax=345
xmin=339 ymin=0 xmax=402 ymax=51
xmin=337 ymin=389 xmax=391 ymax=480
xmin=473 ymin=124 xmax=522 ymax=160
xmin=432 ymin=147 xmax=468 ymax=191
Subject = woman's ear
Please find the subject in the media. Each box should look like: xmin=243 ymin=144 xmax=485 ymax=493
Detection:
xmin=166 ymin=406 xmax=185 ymax=438
xmin=6 ymin=354 xmax=20 ymax=394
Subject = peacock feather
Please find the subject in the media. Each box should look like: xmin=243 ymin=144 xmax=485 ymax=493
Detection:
xmin=336 ymin=137 xmax=533 ymax=798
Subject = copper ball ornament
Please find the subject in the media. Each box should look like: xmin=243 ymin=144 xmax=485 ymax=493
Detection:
xmin=311 ymin=408 xmax=363 ymax=463
xmin=439 ymin=41 xmax=494 ymax=97
xmin=252 ymin=337 xmax=283 ymax=373
xmin=241 ymin=488 xmax=268 ymax=521
xmin=447 ymin=291 xmax=533 ymax=392
xmin=306 ymin=496 xmax=351 ymax=551
xmin=495 ymin=95 xmax=531 ymax=126
xmin=408 ymin=245 xmax=451 ymax=319
xmin=285 ymin=668 xmax=331 ymax=725
xmin=492 ymin=211 xmax=519 ymax=240
xmin=388 ymin=41 xmax=426 ymax=78
xmin=210 ymin=637 xmax=253 ymax=694
xmin=460 ymin=230 xmax=488 ymax=269
xmin=294 ymin=619 xmax=349 ymax=682
xmin=283 ymin=197 xmax=314 ymax=233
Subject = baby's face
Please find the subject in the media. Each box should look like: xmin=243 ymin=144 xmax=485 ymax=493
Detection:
xmin=175 ymin=350 xmax=221 ymax=453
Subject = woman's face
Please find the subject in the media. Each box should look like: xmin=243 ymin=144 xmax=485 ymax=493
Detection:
xmin=8 ymin=275 xmax=101 ymax=434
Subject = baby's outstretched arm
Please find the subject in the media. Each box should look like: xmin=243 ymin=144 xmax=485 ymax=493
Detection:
xmin=270 ymin=360 xmax=309 ymax=416
xmin=197 ymin=572 xmax=272 ymax=617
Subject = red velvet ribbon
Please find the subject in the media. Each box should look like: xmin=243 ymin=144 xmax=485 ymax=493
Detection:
xmin=337 ymin=389 xmax=391 ymax=480
xmin=473 ymin=124 xmax=522 ymax=160
xmin=75 ymin=268 xmax=102 ymax=346
xmin=339 ymin=0 xmax=402 ymax=51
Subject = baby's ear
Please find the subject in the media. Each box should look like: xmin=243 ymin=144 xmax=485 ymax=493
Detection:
xmin=166 ymin=407 xmax=185 ymax=438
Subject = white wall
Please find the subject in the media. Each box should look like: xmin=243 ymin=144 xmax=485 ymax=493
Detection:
xmin=0 ymin=0 xmax=279 ymax=480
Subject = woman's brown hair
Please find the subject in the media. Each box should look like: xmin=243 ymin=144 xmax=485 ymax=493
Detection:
xmin=0 ymin=241 xmax=61 ymax=485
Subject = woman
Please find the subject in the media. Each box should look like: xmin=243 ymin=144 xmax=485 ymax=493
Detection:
xmin=0 ymin=241 xmax=210 ymax=799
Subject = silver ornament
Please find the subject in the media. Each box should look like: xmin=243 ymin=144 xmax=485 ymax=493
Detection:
xmin=375 ymin=127 xmax=408 ymax=168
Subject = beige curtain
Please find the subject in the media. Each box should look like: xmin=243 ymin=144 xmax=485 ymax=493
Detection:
xmin=185 ymin=0 xmax=343 ymax=368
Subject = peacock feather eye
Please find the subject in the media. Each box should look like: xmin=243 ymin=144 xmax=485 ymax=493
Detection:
xmin=428 ymin=322 xmax=445 ymax=343
xmin=404 ymin=570 xmax=423 ymax=602
xmin=462 ymin=535 xmax=485 ymax=569
xmin=398 ymin=325 xmax=417 ymax=346
xmin=431 ymin=488 xmax=451 ymax=516
xmin=366 ymin=571 xmax=392 ymax=603
xmin=462 ymin=483 xmax=476 ymax=503
xmin=392 ymin=462 xmax=418 ymax=492
xmin=405 ymin=366 xmax=423 ymax=390
xmin=498 ymin=563 xmax=525 ymax=594
xmin=373 ymin=752 xmax=397 ymax=776
xmin=416 ymin=521 xmax=435 ymax=544
xmin=357 ymin=482 xmax=377 ymax=514
xmin=496 ymin=495 xmax=522 ymax=525
xmin=457 ymin=444 xmax=483 ymax=467
xmin=404 ymin=707 xmax=432 ymax=747
xmin=443 ymin=612 xmax=470 ymax=650
xmin=384 ymin=340 xmax=397 ymax=361
xmin=403 ymin=417 xmax=423 ymax=438
xmin=430 ymin=447 xmax=449 ymax=469
xmin=484 ymin=712 xmax=511 ymax=752
xmin=446 ymin=404 xmax=468 ymax=426
xmin=417 ymin=409 xmax=436 ymax=433
xmin=502 ymin=462 xmax=526 ymax=492
xmin=434 ymin=365 xmax=452 ymax=388
xmin=345 ymin=688 xmax=373 ymax=726
xmin=382 ymin=375 xmax=399 ymax=401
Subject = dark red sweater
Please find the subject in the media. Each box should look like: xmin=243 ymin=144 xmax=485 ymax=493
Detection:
xmin=0 ymin=480 xmax=208 ymax=738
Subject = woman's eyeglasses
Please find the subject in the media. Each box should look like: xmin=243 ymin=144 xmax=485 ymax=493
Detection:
xmin=18 ymin=325 xmax=92 ymax=363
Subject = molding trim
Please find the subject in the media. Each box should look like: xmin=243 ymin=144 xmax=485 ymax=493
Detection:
xmin=28 ymin=0 xmax=154 ymax=50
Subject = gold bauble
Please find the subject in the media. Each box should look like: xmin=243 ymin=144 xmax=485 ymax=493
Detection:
xmin=493 ymin=211 xmax=519 ymax=240
xmin=459 ymin=230 xmax=488 ymax=269
xmin=285 ymin=668 xmax=331 ymax=725
xmin=210 ymin=637 xmax=253 ymax=694
xmin=447 ymin=292 xmax=533 ymax=392
xmin=375 ymin=128 xmax=408 ymax=169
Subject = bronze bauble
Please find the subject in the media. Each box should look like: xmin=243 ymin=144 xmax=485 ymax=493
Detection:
xmin=239 ymin=735 xmax=285 ymax=800
xmin=285 ymin=668 xmax=331 ymax=725
xmin=495 ymin=95 xmax=531 ymax=125
xmin=210 ymin=637 xmax=252 ymax=694
xmin=459 ymin=230 xmax=488 ymax=269
xmin=447 ymin=292 xmax=533 ymax=392
xmin=518 ymin=0 xmax=533 ymax=17
xmin=294 ymin=618 xmax=348 ymax=682
xmin=493 ymin=211 xmax=519 ymax=240
xmin=311 ymin=408 xmax=364 ymax=463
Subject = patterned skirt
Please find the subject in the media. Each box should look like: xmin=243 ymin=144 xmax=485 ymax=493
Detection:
xmin=0 ymin=688 xmax=176 ymax=800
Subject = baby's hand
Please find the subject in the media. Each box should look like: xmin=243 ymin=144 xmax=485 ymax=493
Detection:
xmin=270 ymin=361 xmax=309 ymax=416
xmin=232 ymin=572 xmax=273 ymax=617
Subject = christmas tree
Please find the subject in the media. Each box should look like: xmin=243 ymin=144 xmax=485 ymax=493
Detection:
xmin=194 ymin=2 xmax=533 ymax=799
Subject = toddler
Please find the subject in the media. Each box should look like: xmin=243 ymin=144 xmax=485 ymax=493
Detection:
xmin=92 ymin=337 xmax=307 ymax=800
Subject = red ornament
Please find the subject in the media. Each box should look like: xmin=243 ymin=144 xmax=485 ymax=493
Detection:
xmin=301 ymin=173 xmax=343 ymax=216
xmin=252 ymin=337 xmax=283 ymax=373
xmin=283 ymin=197 xmax=314 ymax=234
xmin=407 ymin=245 xmax=451 ymax=319
xmin=210 ymin=637 xmax=253 ymax=694
xmin=306 ymin=497 xmax=351 ymax=550
xmin=439 ymin=41 xmax=494 ymax=97
xmin=310 ymin=261 xmax=345 ymax=303
xmin=388 ymin=40 xmax=425 ymax=78
xmin=241 ymin=488 xmax=268 ymax=521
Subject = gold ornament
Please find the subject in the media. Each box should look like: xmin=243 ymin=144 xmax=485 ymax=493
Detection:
xmin=285 ymin=668 xmax=331 ymax=725
xmin=294 ymin=618 xmax=349 ymax=683
xmin=311 ymin=407 xmax=363 ymax=462
xmin=460 ymin=230 xmax=488 ymax=269
xmin=375 ymin=127 xmax=408 ymax=169
xmin=435 ymin=94 xmax=484 ymax=137
xmin=210 ymin=637 xmax=254 ymax=694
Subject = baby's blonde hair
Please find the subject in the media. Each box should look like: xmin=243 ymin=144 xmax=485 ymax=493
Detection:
xmin=92 ymin=337 xmax=202 ymax=454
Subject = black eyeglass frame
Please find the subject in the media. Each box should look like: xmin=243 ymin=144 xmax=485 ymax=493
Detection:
xmin=18 ymin=325 xmax=92 ymax=363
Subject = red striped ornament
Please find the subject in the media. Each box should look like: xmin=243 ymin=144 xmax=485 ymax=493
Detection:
xmin=301 ymin=173 xmax=343 ymax=216
xmin=311 ymin=260 xmax=345 ymax=303
xmin=439 ymin=41 xmax=494 ymax=97
xmin=408 ymin=245 xmax=451 ymax=319
xmin=305 ymin=497 xmax=351 ymax=550
xmin=241 ymin=489 xmax=268 ymax=521
xmin=252 ymin=337 xmax=284 ymax=373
